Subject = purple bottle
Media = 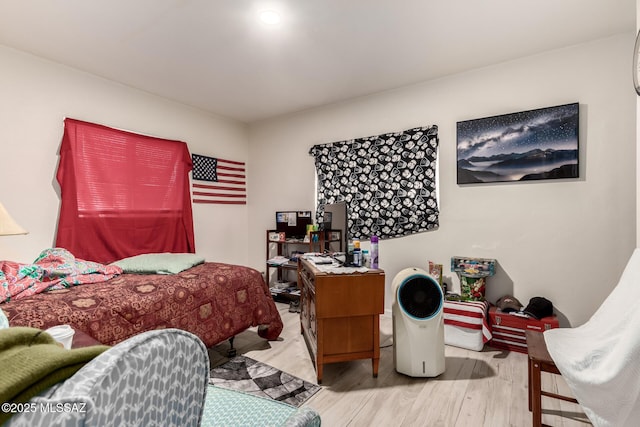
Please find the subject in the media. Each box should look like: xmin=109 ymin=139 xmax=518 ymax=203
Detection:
xmin=370 ymin=235 xmax=379 ymax=269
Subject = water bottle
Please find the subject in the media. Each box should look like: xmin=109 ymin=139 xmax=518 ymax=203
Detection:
xmin=370 ymin=235 xmax=379 ymax=269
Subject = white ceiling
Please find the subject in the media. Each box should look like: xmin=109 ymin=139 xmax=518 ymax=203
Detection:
xmin=0 ymin=1 xmax=635 ymax=123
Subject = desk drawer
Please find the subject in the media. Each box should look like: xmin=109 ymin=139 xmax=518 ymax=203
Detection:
xmin=315 ymin=275 xmax=384 ymax=318
xmin=488 ymin=306 xmax=559 ymax=354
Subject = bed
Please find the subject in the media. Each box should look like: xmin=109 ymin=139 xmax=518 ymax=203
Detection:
xmin=1 ymin=259 xmax=283 ymax=348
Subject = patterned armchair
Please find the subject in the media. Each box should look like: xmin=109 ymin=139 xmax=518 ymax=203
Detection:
xmin=5 ymin=329 xmax=209 ymax=426
xmin=5 ymin=328 xmax=320 ymax=427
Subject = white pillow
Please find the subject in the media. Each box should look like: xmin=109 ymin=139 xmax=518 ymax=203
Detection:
xmin=0 ymin=307 xmax=9 ymax=329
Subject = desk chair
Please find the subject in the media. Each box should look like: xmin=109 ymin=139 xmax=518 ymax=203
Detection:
xmin=526 ymin=330 xmax=578 ymax=427
xmin=539 ymin=249 xmax=640 ymax=427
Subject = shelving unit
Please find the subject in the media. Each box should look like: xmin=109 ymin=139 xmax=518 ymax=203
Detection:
xmin=308 ymin=230 xmax=343 ymax=254
xmin=265 ymin=230 xmax=306 ymax=303
xmin=265 ymin=229 xmax=342 ymax=303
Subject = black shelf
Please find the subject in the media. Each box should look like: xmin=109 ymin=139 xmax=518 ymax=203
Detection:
xmin=265 ymin=229 xmax=343 ymax=303
xmin=265 ymin=230 xmax=307 ymax=302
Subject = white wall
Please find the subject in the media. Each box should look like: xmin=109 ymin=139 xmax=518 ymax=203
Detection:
xmin=637 ymin=1 xmax=640 ymax=247
xmin=0 ymin=45 xmax=250 ymax=265
xmin=1 ymin=33 xmax=634 ymax=328
xmin=248 ymin=33 xmax=637 ymax=327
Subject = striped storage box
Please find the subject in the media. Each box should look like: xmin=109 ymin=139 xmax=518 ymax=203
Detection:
xmin=443 ymin=300 xmax=492 ymax=351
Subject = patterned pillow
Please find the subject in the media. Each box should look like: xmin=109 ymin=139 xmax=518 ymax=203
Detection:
xmin=112 ymin=253 xmax=205 ymax=274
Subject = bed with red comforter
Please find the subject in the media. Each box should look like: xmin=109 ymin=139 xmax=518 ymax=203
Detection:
xmin=1 ymin=261 xmax=283 ymax=347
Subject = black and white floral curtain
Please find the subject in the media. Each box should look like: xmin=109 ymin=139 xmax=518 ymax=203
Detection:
xmin=309 ymin=125 xmax=439 ymax=240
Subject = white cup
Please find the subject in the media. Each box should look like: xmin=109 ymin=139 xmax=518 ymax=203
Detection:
xmin=46 ymin=325 xmax=75 ymax=349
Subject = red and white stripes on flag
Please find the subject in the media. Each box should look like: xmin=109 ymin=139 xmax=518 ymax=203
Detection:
xmin=192 ymin=154 xmax=246 ymax=205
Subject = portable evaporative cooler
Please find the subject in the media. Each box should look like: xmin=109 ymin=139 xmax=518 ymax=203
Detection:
xmin=392 ymin=267 xmax=445 ymax=377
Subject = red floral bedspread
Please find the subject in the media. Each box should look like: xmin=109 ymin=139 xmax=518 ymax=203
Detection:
xmin=1 ymin=262 xmax=283 ymax=347
xmin=1 ymin=248 xmax=122 ymax=303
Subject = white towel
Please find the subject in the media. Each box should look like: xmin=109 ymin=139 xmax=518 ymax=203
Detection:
xmin=544 ymin=248 xmax=640 ymax=427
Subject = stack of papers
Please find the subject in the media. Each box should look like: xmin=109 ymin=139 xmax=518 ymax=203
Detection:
xmin=315 ymin=265 xmax=370 ymax=274
xmin=306 ymin=255 xmax=333 ymax=265
xmin=267 ymin=256 xmax=289 ymax=265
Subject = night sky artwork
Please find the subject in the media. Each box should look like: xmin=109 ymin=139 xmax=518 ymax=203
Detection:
xmin=456 ymin=103 xmax=579 ymax=184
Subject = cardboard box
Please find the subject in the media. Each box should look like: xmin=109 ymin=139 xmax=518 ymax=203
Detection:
xmin=488 ymin=306 xmax=559 ymax=354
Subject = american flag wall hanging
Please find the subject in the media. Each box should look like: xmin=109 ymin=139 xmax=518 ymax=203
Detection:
xmin=192 ymin=154 xmax=247 ymax=205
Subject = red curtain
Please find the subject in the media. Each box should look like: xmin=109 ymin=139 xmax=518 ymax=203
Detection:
xmin=55 ymin=118 xmax=195 ymax=263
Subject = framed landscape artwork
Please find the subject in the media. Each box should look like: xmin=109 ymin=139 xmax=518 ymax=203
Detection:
xmin=456 ymin=103 xmax=579 ymax=184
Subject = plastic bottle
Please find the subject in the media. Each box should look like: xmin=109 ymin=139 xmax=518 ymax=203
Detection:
xmin=352 ymin=240 xmax=361 ymax=267
xmin=347 ymin=240 xmax=354 ymax=265
xmin=370 ymin=235 xmax=379 ymax=269
xmin=363 ymin=250 xmax=370 ymax=268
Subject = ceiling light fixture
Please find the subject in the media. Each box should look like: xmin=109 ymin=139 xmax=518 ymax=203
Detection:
xmin=258 ymin=10 xmax=281 ymax=26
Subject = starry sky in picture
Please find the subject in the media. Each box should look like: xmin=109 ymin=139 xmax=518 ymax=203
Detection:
xmin=456 ymin=103 xmax=579 ymax=160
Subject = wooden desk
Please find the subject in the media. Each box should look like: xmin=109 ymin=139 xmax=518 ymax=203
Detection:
xmin=298 ymin=258 xmax=385 ymax=383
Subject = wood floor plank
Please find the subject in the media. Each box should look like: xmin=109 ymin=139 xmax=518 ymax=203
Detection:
xmin=211 ymin=302 xmax=592 ymax=427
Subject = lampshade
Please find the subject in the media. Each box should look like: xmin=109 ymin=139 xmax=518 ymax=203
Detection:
xmin=0 ymin=203 xmax=28 ymax=235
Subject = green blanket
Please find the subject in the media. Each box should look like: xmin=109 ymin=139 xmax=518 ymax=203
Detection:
xmin=0 ymin=327 xmax=108 ymax=425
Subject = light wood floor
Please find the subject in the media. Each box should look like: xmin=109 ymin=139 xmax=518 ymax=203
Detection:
xmin=210 ymin=302 xmax=591 ymax=427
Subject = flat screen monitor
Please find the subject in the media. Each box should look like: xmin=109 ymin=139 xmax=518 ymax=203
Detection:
xmin=321 ymin=202 xmax=349 ymax=262
xmin=275 ymin=211 xmax=312 ymax=239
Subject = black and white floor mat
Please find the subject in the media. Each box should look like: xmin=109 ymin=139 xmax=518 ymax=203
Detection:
xmin=209 ymin=355 xmax=320 ymax=407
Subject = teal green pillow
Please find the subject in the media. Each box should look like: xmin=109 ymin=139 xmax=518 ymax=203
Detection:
xmin=112 ymin=253 xmax=205 ymax=274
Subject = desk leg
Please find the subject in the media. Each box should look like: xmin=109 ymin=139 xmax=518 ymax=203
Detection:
xmin=316 ymin=319 xmax=324 ymax=384
xmin=316 ymin=358 xmax=323 ymax=384
xmin=531 ymin=360 xmax=543 ymax=427
xmin=372 ymin=314 xmax=380 ymax=378
xmin=528 ymin=356 xmax=532 ymax=411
